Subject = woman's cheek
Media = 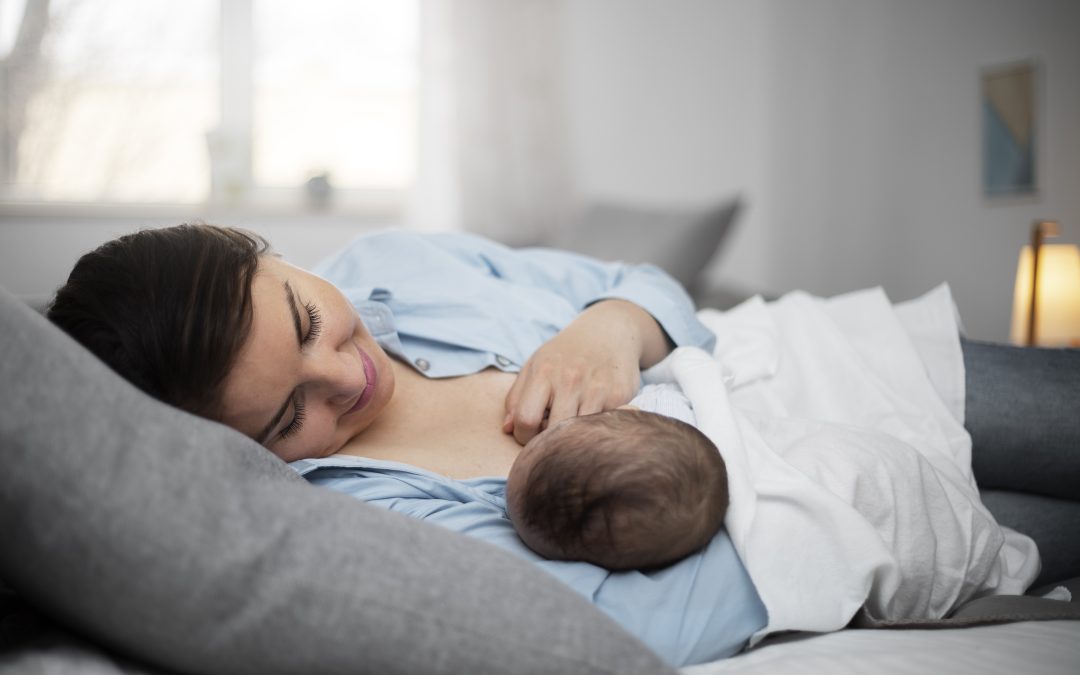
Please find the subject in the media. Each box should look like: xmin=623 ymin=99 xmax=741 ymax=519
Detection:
xmin=273 ymin=443 xmax=305 ymax=464
xmin=318 ymin=409 xmax=345 ymax=456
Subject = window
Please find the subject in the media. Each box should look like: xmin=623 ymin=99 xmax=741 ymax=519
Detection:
xmin=0 ymin=0 xmax=418 ymax=210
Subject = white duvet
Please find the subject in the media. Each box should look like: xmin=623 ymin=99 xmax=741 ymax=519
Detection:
xmin=645 ymin=285 xmax=1040 ymax=641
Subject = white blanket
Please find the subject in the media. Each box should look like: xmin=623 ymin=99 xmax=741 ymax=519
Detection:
xmin=646 ymin=285 xmax=1039 ymax=642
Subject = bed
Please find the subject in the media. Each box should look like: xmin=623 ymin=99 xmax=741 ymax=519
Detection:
xmin=2 ymin=208 xmax=1078 ymax=673
xmin=690 ymin=620 xmax=1080 ymax=675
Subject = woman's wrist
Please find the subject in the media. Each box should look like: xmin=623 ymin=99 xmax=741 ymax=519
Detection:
xmin=584 ymin=299 xmax=672 ymax=369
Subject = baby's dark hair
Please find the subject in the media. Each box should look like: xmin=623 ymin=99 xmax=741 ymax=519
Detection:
xmin=47 ymin=224 xmax=269 ymax=419
xmin=507 ymin=408 xmax=728 ymax=570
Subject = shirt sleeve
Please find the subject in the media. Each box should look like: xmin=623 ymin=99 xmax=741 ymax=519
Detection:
xmin=419 ymin=231 xmax=716 ymax=352
xmin=305 ymin=467 xmax=601 ymax=578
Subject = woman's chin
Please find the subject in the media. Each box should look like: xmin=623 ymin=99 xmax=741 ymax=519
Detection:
xmin=339 ymin=371 xmax=395 ymax=446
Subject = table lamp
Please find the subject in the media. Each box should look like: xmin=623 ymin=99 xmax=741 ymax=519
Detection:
xmin=1009 ymin=220 xmax=1080 ymax=347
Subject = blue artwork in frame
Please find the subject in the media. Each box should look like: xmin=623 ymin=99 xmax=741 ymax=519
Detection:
xmin=982 ymin=61 xmax=1037 ymax=196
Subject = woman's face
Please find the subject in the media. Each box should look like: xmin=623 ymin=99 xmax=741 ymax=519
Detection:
xmin=218 ymin=256 xmax=396 ymax=462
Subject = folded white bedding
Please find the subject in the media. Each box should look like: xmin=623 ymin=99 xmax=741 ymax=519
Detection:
xmin=646 ymin=285 xmax=1040 ymax=642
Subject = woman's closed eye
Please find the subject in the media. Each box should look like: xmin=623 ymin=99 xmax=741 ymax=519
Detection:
xmin=278 ymin=300 xmax=319 ymax=442
xmin=303 ymin=301 xmax=322 ymax=345
xmin=280 ymin=396 xmax=307 ymax=440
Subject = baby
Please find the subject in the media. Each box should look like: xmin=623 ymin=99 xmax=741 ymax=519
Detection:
xmin=505 ymin=384 xmax=729 ymax=571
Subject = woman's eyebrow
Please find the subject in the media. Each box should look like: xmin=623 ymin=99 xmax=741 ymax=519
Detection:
xmin=256 ymin=281 xmax=305 ymax=444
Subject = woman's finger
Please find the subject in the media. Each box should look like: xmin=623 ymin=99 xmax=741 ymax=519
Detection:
xmin=503 ymin=360 xmax=539 ymax=431
xmin=546 ymin=386 xmax=583 ymax=431
xmin=503 ymin=370 xmax=524 ymax=432
xmin=576 ymin=384 xmax=608 ymax=417
xmin=510 ymin=377 xmax=553 ymax=445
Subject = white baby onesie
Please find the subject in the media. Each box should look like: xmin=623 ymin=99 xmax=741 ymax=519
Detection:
xmin=629 ymin=383 xmax=697 ymax=427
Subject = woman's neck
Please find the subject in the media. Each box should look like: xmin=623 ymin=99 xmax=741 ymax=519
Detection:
xmin=335 ymin=359 xmax=524 ymax=479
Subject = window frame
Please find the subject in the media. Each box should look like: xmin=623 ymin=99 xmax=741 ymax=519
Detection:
xmin=0 ymin=0 xmax=411 ymax=218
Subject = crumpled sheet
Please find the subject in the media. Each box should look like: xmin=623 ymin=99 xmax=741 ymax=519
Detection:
xmin=645 ymin=285 xmax=1040 ymax=642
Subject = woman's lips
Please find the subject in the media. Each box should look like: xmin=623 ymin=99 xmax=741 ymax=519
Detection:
xmin=346 ymin=345 xmax=378 ymax=415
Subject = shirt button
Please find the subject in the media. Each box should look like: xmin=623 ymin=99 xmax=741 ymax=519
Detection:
xmin=414 ymin=358 xmax=430 ymax=372
xmin=495 ymin=354 xmax=511 ymax=367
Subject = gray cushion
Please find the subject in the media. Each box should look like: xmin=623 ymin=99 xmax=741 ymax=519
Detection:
xmin=1 ymin=647 xmax=161 ymax=675
xmin=962 ymin=338 xmax=1080 ymax=502
xmin=556 ymin=196 xmax=742 ymax=293
xmin=0 ymin=593 xmax=164 ymax=675
xmin=0 ymin=288 xmax=674 ymax=675
xmin=981 ymin=490 xmax=1080 ymax=588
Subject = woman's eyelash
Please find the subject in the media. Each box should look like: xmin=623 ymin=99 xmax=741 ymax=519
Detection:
xmin=279 ymin=301 xmax=319 ymax=442
xmin=280 ymin=398 xmax=306 ymax=440
xmin=303 ymin=301 xmax=322 ymax=344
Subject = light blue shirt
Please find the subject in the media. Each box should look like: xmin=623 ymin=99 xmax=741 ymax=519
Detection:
xmin=298 ymin=230 xmax=767 ymax=666
xmin=294 ymin=455 xmax=766 ymax=667
xmin=311 ymin=229 xmax=716 ymax=376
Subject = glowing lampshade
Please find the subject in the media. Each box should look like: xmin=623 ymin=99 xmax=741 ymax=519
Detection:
xmin=1010 ymin=243 xmax=1080 ymax=346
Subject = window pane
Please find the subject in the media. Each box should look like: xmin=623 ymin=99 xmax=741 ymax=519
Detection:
xmin=0 ymin=0 xmax=217 ymax=203
xmin=253 ymin=0 xmax=417 ymax=191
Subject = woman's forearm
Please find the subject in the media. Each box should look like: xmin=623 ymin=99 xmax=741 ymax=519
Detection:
xmin=584 ymin=298 xmax=674 ymax=369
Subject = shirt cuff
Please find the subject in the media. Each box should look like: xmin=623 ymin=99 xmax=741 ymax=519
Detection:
xmin=589 ymin=263 xmax=717 ymax=354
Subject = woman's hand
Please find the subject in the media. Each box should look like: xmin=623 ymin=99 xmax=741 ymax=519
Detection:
xmin=502 ymin=299 xmax=672 ymax=445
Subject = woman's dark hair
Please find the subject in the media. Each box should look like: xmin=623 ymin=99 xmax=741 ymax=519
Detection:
xmin=47 ymin=223 xmax=270 ymax=419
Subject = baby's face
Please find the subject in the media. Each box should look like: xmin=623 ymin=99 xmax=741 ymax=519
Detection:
xmin=506 ymin=414 xmax=609 ymax=560
xmin=506 ymin=412 xmax=615 ymax=533
xmin=509 ymin=406 xmax=636 ymax=481
xmin=507 ymin=416 xmax=579 ymax=500
xmin=506 ymin=407 xmax=640 ymax=516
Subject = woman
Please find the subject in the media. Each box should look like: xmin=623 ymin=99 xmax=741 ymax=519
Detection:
xmin=47 ymin=223 xmax=710 ymax=467
xmin=48 ymin=223 xmax=766 ymax=667
xmin=47 ymin=223 xmax=1078 ymax=666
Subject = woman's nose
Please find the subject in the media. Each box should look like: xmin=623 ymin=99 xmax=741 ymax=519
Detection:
xmin=309 ymin=345 xmax=364 ymax=404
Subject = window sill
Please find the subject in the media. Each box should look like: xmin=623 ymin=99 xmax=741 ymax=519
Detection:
xmin=0 ymin=190 xmax=405 ymax=223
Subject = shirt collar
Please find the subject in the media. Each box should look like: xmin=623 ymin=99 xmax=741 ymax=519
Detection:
xmin=352 ymin=287 xmax=407 ymax=360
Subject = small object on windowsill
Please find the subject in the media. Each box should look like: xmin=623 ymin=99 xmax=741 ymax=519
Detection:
xmin=1009 ymin=220 xmax=1080 ymax=348
xmin=305 ymin=172 xmax=334 ymax=211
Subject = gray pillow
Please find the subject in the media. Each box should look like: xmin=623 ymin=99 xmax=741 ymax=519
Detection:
xmin=556 ymin=196 xmax=742 ymax=294
xmin=0 ymin=288 xmax=674 ymax=675
xmin=981 ymin=490 xmax=1080 ymax=588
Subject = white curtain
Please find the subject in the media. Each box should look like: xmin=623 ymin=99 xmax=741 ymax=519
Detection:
xmin=409 ymin=0 xmax=574 ymax=246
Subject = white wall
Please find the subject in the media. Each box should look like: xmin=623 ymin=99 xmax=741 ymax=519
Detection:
xmin=563 ymin=0 xmax=1080 ymax=341
xmin=4 ymin=0 xmax=1078 ymax=340
xmin=562 ymin=0 xmax=774 ymax=295
xmin=765 ymin=0 xmax=1080 ymax=340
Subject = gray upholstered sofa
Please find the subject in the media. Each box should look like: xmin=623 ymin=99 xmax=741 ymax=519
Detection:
xmin=4 ymin=204 xmax=1078 ymax=673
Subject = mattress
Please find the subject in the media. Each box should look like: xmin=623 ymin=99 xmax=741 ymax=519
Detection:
xmin=682 ymin=621 xmax=1080 ymax=675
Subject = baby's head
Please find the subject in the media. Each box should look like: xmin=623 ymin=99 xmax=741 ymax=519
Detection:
xmin=505 ymin=408 xmax=728 ymax=571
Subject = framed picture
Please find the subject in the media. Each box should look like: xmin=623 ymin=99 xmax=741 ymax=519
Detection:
xmin=982 ymin=60 xmax=1038 ymax=196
